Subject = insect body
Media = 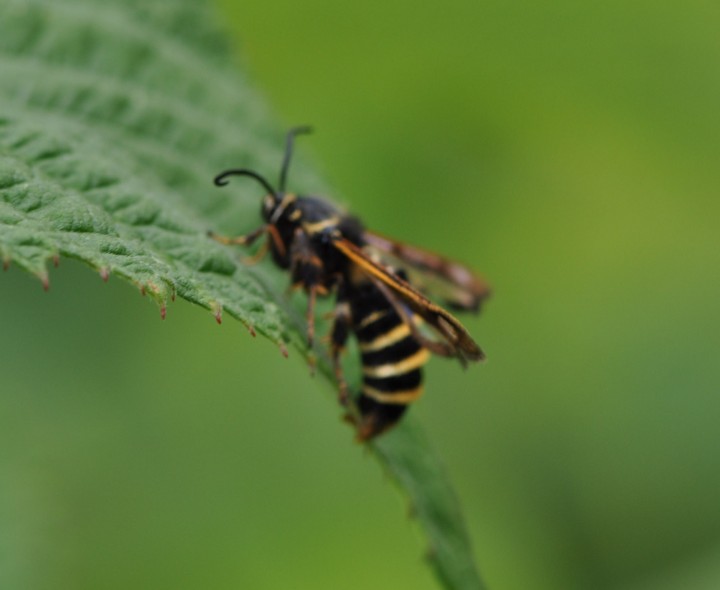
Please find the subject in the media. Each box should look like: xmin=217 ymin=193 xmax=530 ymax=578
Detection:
xmin=340 ymin=267 xmax=430 ymax=438
xmin=210 ymin=127 xmax=490 ymax=440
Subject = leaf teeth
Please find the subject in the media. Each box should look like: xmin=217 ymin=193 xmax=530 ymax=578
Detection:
xmin=52 ymin=254 xmax=60 ymax=268
xmin=211 ymin=302 xmax=223 ymax=324
xmin=136 ymin=281 xmax=170 ymax=318
xmin=99 ymin=267 xmax=110 ymax=282
xmin=2 ymin=257 xmax=9 ymax=271
xmin=279 ymin=342 xmax=289 ymax=358
xmin=38 ymin=271 xmax=50 ymax=291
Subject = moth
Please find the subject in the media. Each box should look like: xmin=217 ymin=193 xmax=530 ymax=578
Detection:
xmin=210 ymin=127 xmax=490 ymax=440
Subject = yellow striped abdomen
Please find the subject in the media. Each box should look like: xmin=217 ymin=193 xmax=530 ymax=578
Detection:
xmin=350 ymin=280 xmax=429 ymax=439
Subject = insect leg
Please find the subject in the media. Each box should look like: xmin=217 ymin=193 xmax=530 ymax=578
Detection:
xmin=329 ymin=297 xmax=352 ymax=407
xmin=288 ymin=228 xmax=327 ymax=349
xmin=208 ymin=225 xmax=271 ymax=264
xmin=242 ymin=239 xmax=270 ymax=265
xmin=208 ymin=225 xmax=267 ymax=246
xmin=209 ymin=224 xmax=287 ymax=265
xmin=306 ymin=285 xmax=318 ymax=349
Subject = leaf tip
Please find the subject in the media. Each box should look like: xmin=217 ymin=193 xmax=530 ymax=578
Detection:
xmin=140 ymin=282 xmax=171 ymax=316
xmin=38 ymin=271 xmax=50 ymax=292
xmin=212 ymin=303 xmax=223 ymax=325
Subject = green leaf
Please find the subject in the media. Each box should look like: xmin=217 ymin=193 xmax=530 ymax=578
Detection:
xmin=0 ymin=1 xmax=486 ymax=588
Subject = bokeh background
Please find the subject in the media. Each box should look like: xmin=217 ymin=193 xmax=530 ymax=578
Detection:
xmin=2 ymin=1 xmax=720 ymax=589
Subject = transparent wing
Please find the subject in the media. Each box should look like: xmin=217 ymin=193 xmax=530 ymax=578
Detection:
xmin=363 ymin=231 xmax=491 ymax=312
xmin=331 ymin=237 xmax=484 ymax=362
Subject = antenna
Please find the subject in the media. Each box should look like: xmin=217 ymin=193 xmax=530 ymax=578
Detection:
xmin=278 ymin=125 xmax=313 ymax=193
xmin=213 ymin=169 xmax=277 ymax=196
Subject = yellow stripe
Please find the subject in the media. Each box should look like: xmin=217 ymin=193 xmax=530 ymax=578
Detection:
xmin=356 ymin=310 xmax=388 ymax=329
xmin=362 ymin=384 xmax=424 ymax=404
xmin=303 ymin=216 xmax=340 ymax=234
xmin=362 ymin=348 xmax=430 ymax=379
xmin=359 ymin=322 xmax=411 ymax=352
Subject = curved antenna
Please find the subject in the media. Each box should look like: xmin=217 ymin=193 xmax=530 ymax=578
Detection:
xmin=214 ymin=169 xmax=277 ymax=195
xmin=279 ymin=125 xmax=313 ymax=193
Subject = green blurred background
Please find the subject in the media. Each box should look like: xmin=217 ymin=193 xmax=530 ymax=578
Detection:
xmin=2 ymin=0 xmax=720 ymax=588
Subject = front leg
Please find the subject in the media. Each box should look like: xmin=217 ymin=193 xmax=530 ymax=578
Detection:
xmin=208 ymin=225 xmax=266 ymax=247
xmin=208 ymin=225 xmax=271 ymax=265
xmin=209 ymin=224 xmax=288 ymax=263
